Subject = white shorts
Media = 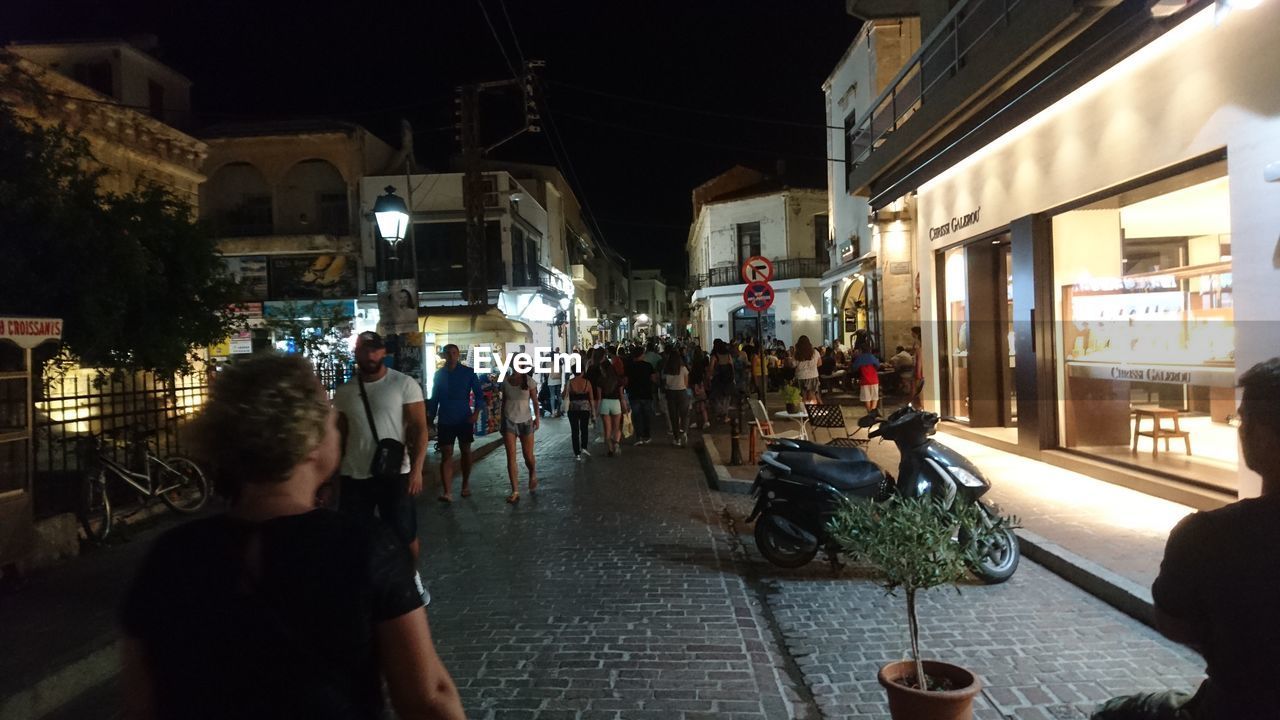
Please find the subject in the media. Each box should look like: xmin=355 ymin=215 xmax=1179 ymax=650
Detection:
xmin=860 ymin=383 xmax=880 ymax=402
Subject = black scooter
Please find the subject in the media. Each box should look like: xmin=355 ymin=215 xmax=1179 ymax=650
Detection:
xmin=747 ymin=406 xmax=1020 ymax=584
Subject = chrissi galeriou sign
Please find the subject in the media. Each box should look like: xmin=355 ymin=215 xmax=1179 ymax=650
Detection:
xmin=928 ymin=207 xmax=981 ymax=241
xmin=0 ymin=317 xmax=63 ymax=349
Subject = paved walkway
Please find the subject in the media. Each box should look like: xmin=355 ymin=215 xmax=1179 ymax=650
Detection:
xmin=7 ymin=417 xmax=1209 ymax=719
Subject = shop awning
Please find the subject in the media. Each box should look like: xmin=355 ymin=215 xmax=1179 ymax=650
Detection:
xmin=419 ymin=307 xmax=532 ymax=348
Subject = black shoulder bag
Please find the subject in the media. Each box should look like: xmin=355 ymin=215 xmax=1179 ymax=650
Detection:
xmin=358 ymin=376 xmax=406 ymax=480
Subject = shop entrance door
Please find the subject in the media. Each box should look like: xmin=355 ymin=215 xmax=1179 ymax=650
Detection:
xmin=938 ymin=236 xmax=1015 ymax=427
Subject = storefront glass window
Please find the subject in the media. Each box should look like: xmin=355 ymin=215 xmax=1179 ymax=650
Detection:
xmin=943 ymin=246 xmax=969 ymax=421
xmin=1052 ymin=162 xmax=1236 ymax=490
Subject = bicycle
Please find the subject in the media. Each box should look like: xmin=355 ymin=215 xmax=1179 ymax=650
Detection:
xmin=69 ymin=427 xmax=209 ymax=542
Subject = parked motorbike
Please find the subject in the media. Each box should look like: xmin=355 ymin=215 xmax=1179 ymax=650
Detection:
xmin=747 ymin=406 xmax=1020 ymax=583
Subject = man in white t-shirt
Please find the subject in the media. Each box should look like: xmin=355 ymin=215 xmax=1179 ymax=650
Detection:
xmin=334 ymin=331 xmax=430 ymax=601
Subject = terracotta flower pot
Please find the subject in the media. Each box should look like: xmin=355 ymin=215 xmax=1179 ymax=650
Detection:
xmin=878 ymin=660 xmax=981 ymax=720
xmin=785 ymin=402 xmax=798 ymax=413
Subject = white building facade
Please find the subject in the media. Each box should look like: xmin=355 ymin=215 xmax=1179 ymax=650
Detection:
xmin=687 ymin=169 xmax=828 ymax=348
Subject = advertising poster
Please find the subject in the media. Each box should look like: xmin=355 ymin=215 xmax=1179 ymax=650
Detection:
xmin=268 ymin=254 xmax=356 ymax=299
xmin=377 ymin=278 xmax=419 ymax=335
xmin=224 ymin=256 xmax=269 ymax=300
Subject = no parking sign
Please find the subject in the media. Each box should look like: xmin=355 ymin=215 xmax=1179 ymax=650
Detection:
xmin=742 ymin=282 xmax=774 ymax=312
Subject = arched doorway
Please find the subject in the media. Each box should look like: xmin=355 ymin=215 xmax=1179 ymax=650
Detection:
xmin=838 ymin=273 xmax=880 ymax=350
xmin=731 ymin=306 xmax=775 ymax=344
xmin=202 ymin=162 xmax=272 ymax=236
xmin=279 ymin=159 xmax=348 ymax=235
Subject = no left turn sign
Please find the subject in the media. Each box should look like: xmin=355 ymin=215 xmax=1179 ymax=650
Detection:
xmin=741 ymin=255 xmax=773 ymax=284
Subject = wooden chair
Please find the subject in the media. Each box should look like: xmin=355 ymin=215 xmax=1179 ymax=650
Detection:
xmin=804 ymin=403 xmax=865 ymax=448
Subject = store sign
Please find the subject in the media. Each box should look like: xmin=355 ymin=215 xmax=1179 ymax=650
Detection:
xmin=0 ymin=317 xmax=62 ymax=349
xmin=1066 ymin=361 xmax=1234 ymax=388
xmin=928 ymin=207 xmax=982 ymax=241
xmin=268 ymin=254 xmax=357 ymax=299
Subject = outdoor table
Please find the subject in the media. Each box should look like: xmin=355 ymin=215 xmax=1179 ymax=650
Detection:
xmin=774 ymin=409 xmax=810 ymax=440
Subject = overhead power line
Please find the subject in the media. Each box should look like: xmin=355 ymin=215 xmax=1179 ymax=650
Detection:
xmin=549 ymin=79 xmax=844 ymax=132
xmin=474 ymin=0 xmax=521 ymax=80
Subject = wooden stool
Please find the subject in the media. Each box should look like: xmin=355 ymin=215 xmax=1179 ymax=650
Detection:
xmin=1131 ymin=405 xmax=1191 ymax=458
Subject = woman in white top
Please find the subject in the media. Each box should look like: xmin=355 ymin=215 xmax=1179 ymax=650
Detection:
xmin=792 ymin=335 xmax=821 ymax=404
xmin=660 ymin=349 xmax=691 ymax=447
xmin=500 ymin=371 xmax=539 ymax=504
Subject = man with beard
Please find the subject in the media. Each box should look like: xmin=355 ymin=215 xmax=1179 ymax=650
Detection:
xmin=334 ymin=331 xmax=431 ymax=604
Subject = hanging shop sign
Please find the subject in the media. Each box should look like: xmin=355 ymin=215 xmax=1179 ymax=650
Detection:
xmin=927 ymin=207 xmax=982 ymax=241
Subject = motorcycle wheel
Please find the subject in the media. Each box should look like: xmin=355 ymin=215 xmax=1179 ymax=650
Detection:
xmin=754 ymin=512 xmax=819 ymax=568
xmin=965 ymin=525 xmax=1020 ymax=584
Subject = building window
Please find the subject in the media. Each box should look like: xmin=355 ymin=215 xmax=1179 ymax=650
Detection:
xmin=316 ymin=192 xmax=349 ymax=235
xmin=843 ymin=110 xmax=858 ymax=168
xmin=223 ymin=194 xmax=273 ymax=237
xmin=73 ymin=61 xmax=114 ymax=97
xmin=147 ymin=80 xmax=165 ymax=120
xmin=814 ymin=214 xmax=829 ymax=259
xmin=1052 ymin=160 xmax=1234 ymax=490
xmin=736 ymin=222 xmax=761 ymax=267
xmin=637 ymin=299 xmax=649 ymax=313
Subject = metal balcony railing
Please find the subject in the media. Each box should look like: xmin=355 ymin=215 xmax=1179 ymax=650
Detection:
xmin=846 ymin=0 xmax=1026 ymax=172
xmin=690 ymin=257 xmax=825 ymax=290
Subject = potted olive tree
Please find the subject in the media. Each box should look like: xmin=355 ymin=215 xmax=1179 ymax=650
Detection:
xmin=780 ymin=382 xmax=802 ymax=414
xmin=827 ymin=496 xmax=1016 ymax=720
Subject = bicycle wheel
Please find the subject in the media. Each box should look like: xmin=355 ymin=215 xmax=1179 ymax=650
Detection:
xmin=157 ymin=456 xmax=209 ymax=513
xmin=79 ymin=470 xmax=112 ymax=543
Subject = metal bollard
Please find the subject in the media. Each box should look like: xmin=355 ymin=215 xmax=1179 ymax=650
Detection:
xmin=729 ymin=391 xmax=745 ymax=465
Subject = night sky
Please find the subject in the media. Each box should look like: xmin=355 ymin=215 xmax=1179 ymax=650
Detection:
xmin=4 ymin=1 xmax=861 ymax=278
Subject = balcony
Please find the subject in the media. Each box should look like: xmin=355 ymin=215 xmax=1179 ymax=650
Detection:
xmin=512 ymin=264 xmax=571 ymax=297
xmin=571 ymin=263 xmax=597 ymax=290
xmin=690 ymin=257 xmax=825 ymax=291
xmin=844 ymin=0 xmax=1108 ymax=202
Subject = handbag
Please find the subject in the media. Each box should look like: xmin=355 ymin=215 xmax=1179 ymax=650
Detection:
xmin=621 ymin=411 xmax=635 ymax=439
xmin=358 ymin=376 xmax=406 ymax=479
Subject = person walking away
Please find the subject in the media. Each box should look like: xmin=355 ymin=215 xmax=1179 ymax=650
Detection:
xmin=709 ymin=339 xmax=736 ymax=423
xmin=121 ymin=353 xmax=464 ymax=720
xmin=661 ymin=349 xmax=691 ymax=446
xmin=793 ymin=335 xmax=821 ymax=404
xmin=625 ymin=346 xmax=657 ymax=445
xmin=644 ymin=342 xmax=665 ymax=417
xmin=499 ymin=369 xmax=539 ymax=504
xmin=1092 ymin=358 xmax=1280 ymax=720
xmin=689 ymin=349 xmax=711 ymax=430
xmin=428 ymin=344 xmax=483 ymax=503
xmin=563 ymin=362 xmax=596 ymax=460
xmin=589 ymin=347 xmax=627 ymax=456
xmin=334 ymin=331 xmax=430 ymax=604
xmin=546 ymin=348 xmax=564 ymax=417
xmin=852 ymin=344 xmax=881 ymax=413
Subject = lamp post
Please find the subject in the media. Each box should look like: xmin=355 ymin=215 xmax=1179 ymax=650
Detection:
xmin=371 ymin=185 xmax=419 ymax=377
xmin=373 ymin=186 xmax=409 ymax=260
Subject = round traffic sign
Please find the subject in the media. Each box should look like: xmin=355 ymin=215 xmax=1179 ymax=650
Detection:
xmin=743 ymin=281 xmax=775 ymax=312
xmin=741 ymin=255 xmax=774 ymax=284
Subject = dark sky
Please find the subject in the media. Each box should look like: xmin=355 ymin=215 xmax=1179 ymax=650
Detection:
xmin=4 ymin=0 xmax=860 ymax=278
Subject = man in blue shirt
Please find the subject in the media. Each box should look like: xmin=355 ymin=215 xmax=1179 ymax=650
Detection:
xmin=428 ymin=344 xmax=483 ymax=502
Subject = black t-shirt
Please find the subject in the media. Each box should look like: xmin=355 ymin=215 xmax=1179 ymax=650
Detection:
xmin=624 ymin=358 xmax=655 ymax=400
xmin=119 ymin=510 xmax=422 ymax=720
xmin=1151 ymin=495 xmax=1280 ymax=716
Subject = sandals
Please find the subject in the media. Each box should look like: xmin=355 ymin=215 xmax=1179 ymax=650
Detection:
xmin=437 ymin=495 xmax=452 ymax=504
xmin=529 ymin=476 xmax=539 ymax=494
xmin=506 ymin=492 xmax=520 ymax=504
xmin=460 ymin=487 xmax=472 ymax=498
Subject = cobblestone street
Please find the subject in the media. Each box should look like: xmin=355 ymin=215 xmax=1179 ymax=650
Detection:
xmin=29 ymin=417 xmax=1207 ymax=719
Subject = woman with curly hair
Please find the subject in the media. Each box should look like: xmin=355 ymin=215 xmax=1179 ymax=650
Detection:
xmin=793 ymin=335 xmax=821 ymax=404
xmin=119 ymin=353 xmax=464 ymax=720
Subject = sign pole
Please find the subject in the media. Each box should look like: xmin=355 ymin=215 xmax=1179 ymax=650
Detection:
xmin=756 ymin=311 xmax=765 ymax=402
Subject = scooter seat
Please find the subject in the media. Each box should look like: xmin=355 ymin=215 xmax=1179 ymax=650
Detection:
xmin=775 ymin=452 xmax=885 ymax=495
xmin=767 ymin=439 xmax=869 ymax=462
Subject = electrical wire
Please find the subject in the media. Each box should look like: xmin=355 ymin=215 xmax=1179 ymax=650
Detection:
xmin=474 ymin=0 xmax=521 ymax=81
xmin=549 ymin=79 xmax=844 ymax=132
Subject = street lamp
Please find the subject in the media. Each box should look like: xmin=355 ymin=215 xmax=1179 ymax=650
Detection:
xmin=373 ymin=186 xmax=409 ymax=259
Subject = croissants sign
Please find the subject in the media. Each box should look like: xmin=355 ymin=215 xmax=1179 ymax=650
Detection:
xmin=1 ymin=317 xmax=63 ymax=349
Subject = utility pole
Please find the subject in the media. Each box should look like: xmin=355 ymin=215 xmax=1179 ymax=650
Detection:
xmin=457 ymin=60 xmax=544 ymax=308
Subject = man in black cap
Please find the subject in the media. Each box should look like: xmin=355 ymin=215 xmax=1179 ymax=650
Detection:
xmin=334 ymin=331 xmax=431 ymax=603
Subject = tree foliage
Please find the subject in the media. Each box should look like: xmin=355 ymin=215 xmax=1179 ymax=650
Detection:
xmin=0 ymin=100 xmax=238 ymax=374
